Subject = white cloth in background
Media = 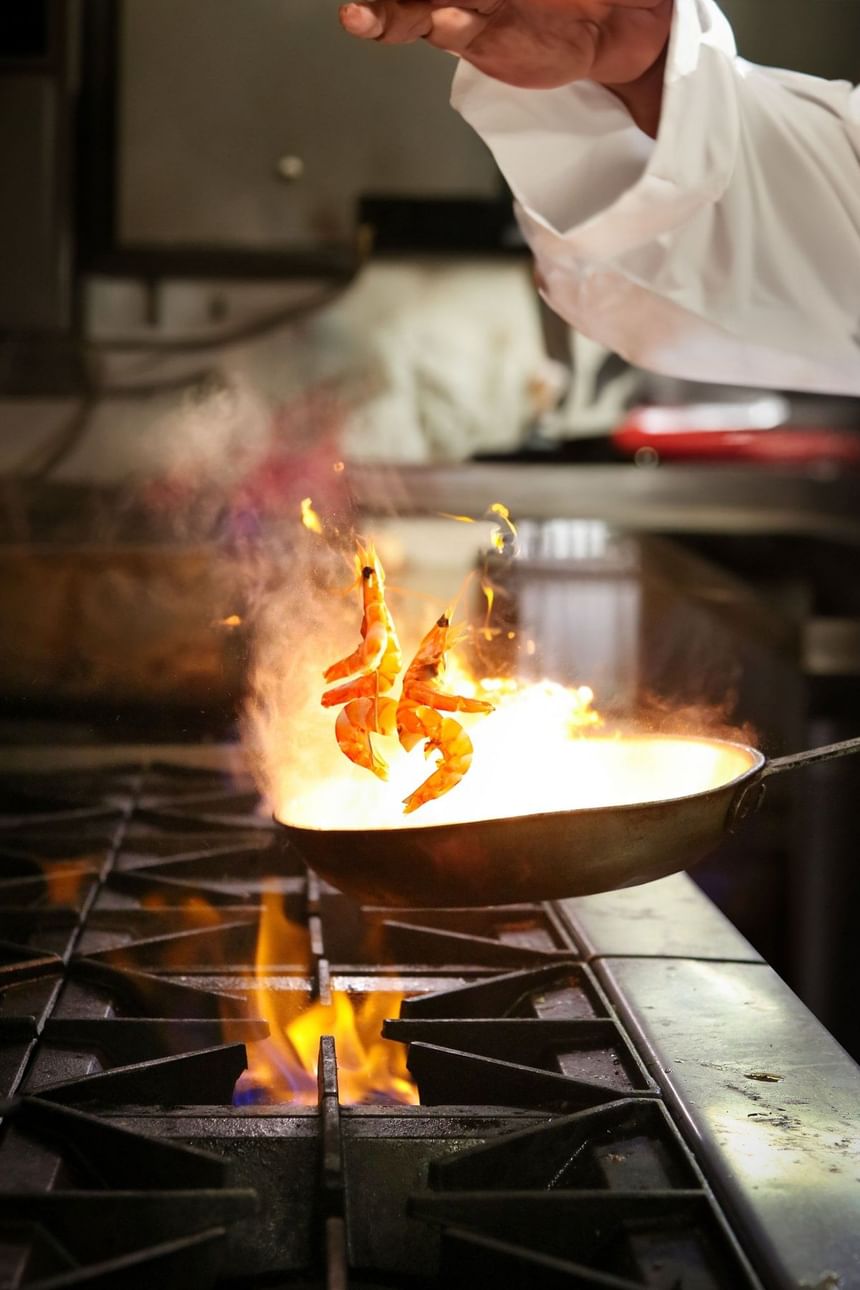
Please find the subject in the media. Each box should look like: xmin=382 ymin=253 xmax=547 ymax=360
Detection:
xmin=339 ymin=263 xmax=552 ymax=460
xmin=452 ymin=0 xmax=860 ymax=395
xmin=0 ymin=264 xmax=562 ymax=478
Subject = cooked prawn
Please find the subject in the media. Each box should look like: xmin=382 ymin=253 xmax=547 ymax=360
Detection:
xmin=322 ymin=541 xmax=401 ymax=707
xmin=397 ymin=614 xmax=494 ymax=812
xmin=335 ymin=696 xmax=398 ymax=781
xmin=323 ymin=541 xmax=402 ymax=779
xmin=398 ymin=706 xmax=476 ymax=814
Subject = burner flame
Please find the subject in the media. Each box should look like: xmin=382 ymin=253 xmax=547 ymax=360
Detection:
xmin=40 ymin=859 xmax=94 ymax=908
xmin=234 ymin=890 xmax=417 ymax=1106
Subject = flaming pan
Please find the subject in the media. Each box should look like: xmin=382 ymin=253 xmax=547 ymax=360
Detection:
xmin=277 ymin=734 xmax=860 ymax=908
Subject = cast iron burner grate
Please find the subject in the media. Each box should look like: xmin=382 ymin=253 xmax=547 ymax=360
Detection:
xmin=0 ymin=759 xmax=764 ymax=1288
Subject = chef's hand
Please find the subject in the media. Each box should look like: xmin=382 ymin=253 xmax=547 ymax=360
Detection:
xmin=338 ymin=0 xmax=672 ymax=135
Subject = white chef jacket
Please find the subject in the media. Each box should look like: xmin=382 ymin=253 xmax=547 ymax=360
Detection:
xmin=452 ymin=0 xmax=860 ymax=395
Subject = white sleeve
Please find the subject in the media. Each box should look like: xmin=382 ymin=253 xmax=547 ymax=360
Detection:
xmin=451 ymin=0 xmax=860 ymax=396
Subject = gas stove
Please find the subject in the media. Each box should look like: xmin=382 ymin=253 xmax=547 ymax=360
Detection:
xmin=2 ymin=750 xmax=859 ymax=1290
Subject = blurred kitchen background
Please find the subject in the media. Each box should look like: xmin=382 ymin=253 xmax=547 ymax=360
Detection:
xmin=2 ymin=0 xmax=860 ymax=1055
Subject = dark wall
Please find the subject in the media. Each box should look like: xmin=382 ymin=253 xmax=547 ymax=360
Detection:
xmin=720 ymin=0 xmax=860 ymax=81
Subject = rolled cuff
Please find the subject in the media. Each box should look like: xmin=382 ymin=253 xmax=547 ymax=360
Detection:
xmin=451 ymin=0 xmax=740 ymax=262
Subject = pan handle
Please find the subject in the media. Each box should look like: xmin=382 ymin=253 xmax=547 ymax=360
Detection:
xmin=762 ymin=733 xmax=860 ymax=779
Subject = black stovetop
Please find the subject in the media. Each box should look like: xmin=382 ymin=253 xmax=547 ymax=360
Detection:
xmin=1 ymin=752 xmax=858 ymax=1290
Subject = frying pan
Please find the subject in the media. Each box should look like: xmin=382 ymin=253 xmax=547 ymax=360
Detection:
xmin=276 ymin=733 xmax=860 ymax=908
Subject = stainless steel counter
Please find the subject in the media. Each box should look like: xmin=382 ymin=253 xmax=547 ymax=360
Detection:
xmin=560 ymin=877 xmax=860 ymax=1290
xmin=351 ymin=462 xmax=860 ymax=545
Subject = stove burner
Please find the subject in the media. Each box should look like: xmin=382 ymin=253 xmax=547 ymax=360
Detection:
xmin=0 ymin=1094 xmax=255 ymax=1286
xmin=0 ymin=758 xmax=769 ymax=1287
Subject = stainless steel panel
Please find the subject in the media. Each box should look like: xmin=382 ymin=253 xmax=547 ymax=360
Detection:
xmin=350 ymin=463 xmax=860 ymax=544
xmin=119 ymin=0 xmax=499 ymax=248
xmin=597 ymin=956 xmax=860 ymax=1290
xmin=557 ymin=873 xmax=763 ymax=962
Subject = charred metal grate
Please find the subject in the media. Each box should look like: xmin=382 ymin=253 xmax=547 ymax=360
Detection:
xmin=420 ymin=1100 xmax=754 ymax=1288
xmin=0 ymin=759 xmax=763 ymax=1288
xmin=0 ymin=1095 xmax=255 ymax=1288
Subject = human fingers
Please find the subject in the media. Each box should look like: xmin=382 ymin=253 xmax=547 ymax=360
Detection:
xmin=339 ymin=1 xmax=433 ymax=43
xmin=339 ymin=3 xmax=383 ymax=38
xmin=423 ymin=6 xmax=489 ymax=52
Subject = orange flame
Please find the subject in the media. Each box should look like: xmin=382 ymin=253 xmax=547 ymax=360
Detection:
xmin=479 ymin=579 xmax=501 ymax=643
xmin=42 ymin=860 xmax=94 ymax=907
xmin=488 ymin=502 xmax=517 ymax=554
xmin=300 ymin=497 xmax=324 ymax=535
xmin=439 ymin=502 xmax=517 ymax=551
xmin=235 ymin=890 xmax=417 ymax=1106
xmin=140 ymin=892 xmax=226 ymax=923
xmin=277 ymin=647 xmax=756 ymax=833
xmin=248 ymin=519 xmax=756 ymax=837
xmin=220 ymin=613 xmax=243 ymax=628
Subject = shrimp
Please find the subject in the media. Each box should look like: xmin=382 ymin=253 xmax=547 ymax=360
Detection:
xmin=398 ymin=707 xmax=476 ymax=815
xmin=322 ymin=542 xmax=401 ymax=705
xmin=323 ymin=541 xmax=402 ymax=779
xmin=397 ymin=614 xmax=494 ymax=812
xmin=334 ymin=697 xmax=398 ymax=781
